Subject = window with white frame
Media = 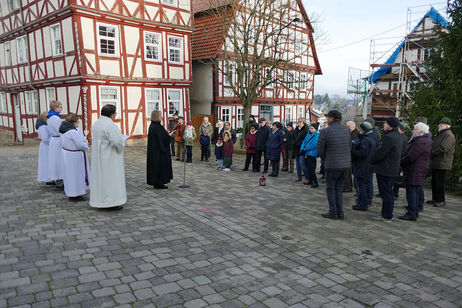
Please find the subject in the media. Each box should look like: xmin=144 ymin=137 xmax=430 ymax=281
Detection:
xmin=100 ymin=86 xmax=121 ymax=119
xmin=16 ymin=36 xmax=28 ymax=64
xmin=145 ymin=89 xmax=162 ymax=117
xmin=295 ymin=41 xmax=302 ymax=55
xmin=237 ymin=107 xmax=244 ymax=129
xmin=25 ymin=91 xmax=38 ymax=115
xmin=50 ymin=24 xmax=63 ymax=56
xmin=144 ymin=32 xmax=161 ymax=61
xmin=223 ymin=63 xmax=235 ymax=86
xmin=168 ymin=36 xmax=183 ymax=64
xmin=285 ymin=106 xmax=292 ymax=123
xmin=297 ymin=106 xmax=304 ymax=119
xmin=300 ymin=73 xmax=307 ymax=90
xmin=0 ymin=92 xmax=6 ymax=113
xmin=5 ymin=41 xmax=11 ymax=66
xmin=8 ymin=0 xmax=19 ymax=11
xmin=98 ymin=24 xmax=118 ymax=56
xmin=161 ymin=0 xmax=177 ymax=7
xmin=221 ymin=107 xmax=230 ymax=123
xmin=167 ymin=89 xmax=181 ymax=116
xmin=46 ymin=88 xmax=56 ymax=105
xmin=287 ymin=71 xmax=295 ymax=89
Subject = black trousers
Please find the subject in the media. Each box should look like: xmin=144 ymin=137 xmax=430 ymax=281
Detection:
xmin=245 ymin=153 xmax=256 ymax=170
xmin=255 ymin=150 xmax=268 ymax=172
xmin=306 ymin=156 xmax=318 ymax=184
xmin=431 ymin=169 xmax=446 ymax=202
xmin=270 ymin=160 xmax=280 ymax=176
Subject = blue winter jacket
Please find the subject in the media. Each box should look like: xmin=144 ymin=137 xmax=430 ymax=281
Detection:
xmin=301 ymin=130 xmax=319 ymax=158
xmin=351 ymin=132 xmax=376 ymax=179
xmin=265 ymin=129 xmax=284 ymax=161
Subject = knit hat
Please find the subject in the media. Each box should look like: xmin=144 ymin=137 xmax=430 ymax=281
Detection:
xmin=273 ymin=122 xmax=282 ymax=129
xmin=326 ymin=110 xmax=342 ymax=120
xmin=385 ymin=116 xmax=400 ymax=128
xmin=259 ymin=117 xmax=266 ymax=123
xmin=310 ymin=122 xmax=320 ymax=130
xmin=249 ymin=115 xmax=255 ymax=120
xmin=365 ymin=117 xmax=375 ymax=126
xmin=439 ymin=117 xmax=451 ymax=125
xmin=187 ymin=121 xmax=192 ymax=126
xmin=360 ymin=121 xmax=373 ymax=132
xmin=286 ymin=122 xmax=293 ymax=128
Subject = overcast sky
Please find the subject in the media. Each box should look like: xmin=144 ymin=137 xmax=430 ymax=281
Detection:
xmin=303 ymin=0 xmax=448 ymax=97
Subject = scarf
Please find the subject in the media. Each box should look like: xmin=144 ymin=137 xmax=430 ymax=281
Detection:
xmin=250 ymin=130 xmax=257 ymax=135
xmin=47 ymin=110 xmax=60 ymax=119
xmin=59 ymin=121 xmax=77 ymax=134
xmin=36 ymin=119 xmax=47 ymax=129
xmin=216 ymin=142 xmax=223 ymax=147
xmin=410 ymin=132 xmax=426 ymax=142
xmin=184 ymin=126 xmax=193 ymax=139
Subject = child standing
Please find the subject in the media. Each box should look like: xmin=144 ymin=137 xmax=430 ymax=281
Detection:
xmin=215 ymin=137 xmax=224 ymax=169
xmin=36 ymin=112 xmax=52 ymax=184
xmin=222 ymin=132 xmax=234 ymax=171
xmin=243 ymin=125 xmax=257 ymax=171
xmin=184 ymin=121 xmax=197 ymax=163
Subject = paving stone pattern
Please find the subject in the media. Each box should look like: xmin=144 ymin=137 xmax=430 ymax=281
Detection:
xmin=0 ymin=145 xmax=461 ymax=308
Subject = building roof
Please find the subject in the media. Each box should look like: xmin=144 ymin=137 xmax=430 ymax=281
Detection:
xmin=191 ymin=0 xmax=322 ymax=74
xmin=369 ymin=7 xmax=447 ymax=84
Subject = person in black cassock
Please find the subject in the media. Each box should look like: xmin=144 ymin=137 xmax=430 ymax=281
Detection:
xmin=147 ymin=110 xmax=173 ymax=189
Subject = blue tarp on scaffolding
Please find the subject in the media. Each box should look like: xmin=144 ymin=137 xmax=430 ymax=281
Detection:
xmin=369 ymin=7 xmax=447 ymax=84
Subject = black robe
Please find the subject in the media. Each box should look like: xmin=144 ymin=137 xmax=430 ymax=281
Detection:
xmin=147 ymin=121 xmax=173 ymax=186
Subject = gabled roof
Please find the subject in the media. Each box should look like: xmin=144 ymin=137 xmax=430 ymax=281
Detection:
xmin=369 ymin=7 xmax=447 ymax=84
xmin=191 ymin=0 xmax=322 ymax=74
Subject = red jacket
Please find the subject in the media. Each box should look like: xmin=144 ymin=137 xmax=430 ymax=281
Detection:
xmin=245 ymin=132 xmax=257 ymax=154
xmin=223 ymin=140 xmax=234 ymax=158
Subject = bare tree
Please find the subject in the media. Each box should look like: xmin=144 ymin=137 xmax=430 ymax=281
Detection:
xmin=205 ymin=0 xmax=317 ymax=128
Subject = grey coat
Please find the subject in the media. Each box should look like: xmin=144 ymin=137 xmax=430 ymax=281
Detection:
xmin=430 ymin=128 xmax=456 ymax=170
xmin=317 ymin=121 xmax=351 ymax=170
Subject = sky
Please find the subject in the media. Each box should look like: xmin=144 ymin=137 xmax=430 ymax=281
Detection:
xmin=303 ymin=0 xmax=449 ymax=97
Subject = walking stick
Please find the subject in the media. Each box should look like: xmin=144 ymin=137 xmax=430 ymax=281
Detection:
xmin=179 ymin=143 xmax=190 ymax=188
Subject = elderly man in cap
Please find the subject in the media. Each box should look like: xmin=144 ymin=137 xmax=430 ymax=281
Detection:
xmin=427 ymin=117 xmax=456 ymax=207
xmin=370 ymin=116 xmax=404 ymax=221
xmin=317 ymin=110 xmax=351 ymax=220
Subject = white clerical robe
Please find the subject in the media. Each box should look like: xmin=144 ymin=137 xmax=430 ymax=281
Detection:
xmin=37 ymin=125 xmax=51 ymax=182
xmin=90 ymin=116 xmax=127 ymax=208
xmin=47 ymin=115 xmax=64 ymax=180
xmin=62 ymin=128 xmax=90 ymax=197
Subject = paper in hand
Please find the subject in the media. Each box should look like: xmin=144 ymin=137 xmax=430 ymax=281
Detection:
xmin=123 ymin=135 xmax=130 ymax=141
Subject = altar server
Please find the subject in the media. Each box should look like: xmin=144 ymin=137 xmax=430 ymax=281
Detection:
xmin=60 ymin=113 xmax=90 ymax=202
xmin=90 ymin=105 xmax=128 ymax=210
xmin=47 ymin=100 xmax=64 ymax=190
xmin=36 ymin=112 xmax=52 ymax=184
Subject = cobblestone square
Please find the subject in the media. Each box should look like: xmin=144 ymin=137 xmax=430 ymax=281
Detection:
xmin=1 ymin=145 xmax=461 ymax=307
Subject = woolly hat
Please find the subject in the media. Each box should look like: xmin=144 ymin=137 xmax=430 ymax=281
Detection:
xmin=326 ymin=110 xmax=342 ymax=120
xmin=187 ymin=121 xmax=192 ymax=126
xmin=365 ymin=117 xmax=375 ymax=126
xmin=286 ymin=122 xmax=294 ymax=128
xmin=360 ymin=121 xmax=373 ymax=132
xmin=385 ymin=116 xmax=400 ymax=128
xmin=259 ymin=117 xmax=266 ymax=123
xmin=439 ymin=117 xmax=451 ymax=125
xmin=310 ymin=122 xmax=320 ymax=130
xmin=249 ymin=115 xmax=255 ymax=120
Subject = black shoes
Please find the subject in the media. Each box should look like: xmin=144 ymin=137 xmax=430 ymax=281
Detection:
xmin=352 ymin=205 xmax=367 ymax=211
xmin=398 ymin=214 xmax=417 ymax=221
xmin=337 ymin=214 xmax=344 ymax=220
xmin=252 ymin=170 xmax=259 ymax=172
xmin=154 ymin=185 xmax=168 ymax=189
xmin=69 ymin=196 xmax=87 ymax=202
xmin=100 ymin=205 xmax=124 ymax=211
xmin=311 ymin=183 xmax=318 ymax=188
xmin=433 ymin=202 xmax=446 ymax=207
xmin=321 ymin=213 xmax=337 ymax=220
xmin=242 ymin=168 xmax=249 ymax=171
xmin=46 ymin=181 xmax=55 ymax=185
xmin=426 ymin=200 xmax=435 ymax=204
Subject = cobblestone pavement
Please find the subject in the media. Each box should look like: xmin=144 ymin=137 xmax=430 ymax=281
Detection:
xmin=1 ymin=145 xmax=462 ymax=308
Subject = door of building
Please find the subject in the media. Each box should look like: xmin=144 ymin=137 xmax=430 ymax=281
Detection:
xmin=260 ymin=104 xmax=273 ymax=122
xmin=13 ymin=94 xmax=22 ymax=142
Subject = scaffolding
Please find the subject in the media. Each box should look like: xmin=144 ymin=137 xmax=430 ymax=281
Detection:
xmin=347 ymin=67 xmax=370 ymax=120
xmin=359 ymin=3 xmax=448 ymax=120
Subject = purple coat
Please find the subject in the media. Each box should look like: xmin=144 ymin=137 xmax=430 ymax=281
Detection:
xmin=400 ymin=134 xmax=431 ymax=186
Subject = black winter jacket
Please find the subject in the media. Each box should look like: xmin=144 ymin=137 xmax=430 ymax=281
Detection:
xmin=283 ymin=129 xmax=296 ymax=151
xmin=293 ymin=124 xmax=309 ymax=156
xmin=255 ymin=125 xmax=271 ymax=151
xmin=370 ymin=128 xmax=404 ymax=177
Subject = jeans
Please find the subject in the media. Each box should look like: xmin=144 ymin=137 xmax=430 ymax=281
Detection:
xmin=306 ymin=156 xmax=318 ymax=184
xmin=356 ymin=176 xmax=368 ymax=209
xmin=255 ymin=150 xmax=268 ymax=172
xmin=377 ymin=174 xmax=395 ymax=219
xmin=325 ymin=169 xmax=347 ymax=216
xmin=296 ymin=155 xmax=309 ymax=180
xmin=405 ymin=185 xmax=420 ymax=218
xmin=431 ymin=169 xmax=446 ymax=202
xmin=417 ymin=185 xmax=425 ymax=211
xmin=217 ymin=159 xmax=223 ymax=169
xmin=185 ymin=145 xmax=192 ymax=154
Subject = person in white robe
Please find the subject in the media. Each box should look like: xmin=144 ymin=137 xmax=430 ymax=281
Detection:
xmin=90 ymin=104 xmax=129 ymax=210
xmin=47 ymin=101 xmax=64 ymax=190
xmin=60 ymin=113 xmax=90 ymax=202
xmin=36 ymin=112 xmax=53 ymax=184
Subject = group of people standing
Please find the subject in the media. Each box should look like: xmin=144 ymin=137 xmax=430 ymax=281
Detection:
xmin=37 ymin=102 xmax=128 ymax=210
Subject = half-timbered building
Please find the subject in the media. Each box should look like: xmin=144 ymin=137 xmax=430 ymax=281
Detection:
xmin=189 ymin=0 xmax=321 ymax=130
xmin=0 ymin=0 xmax=193 ymax=143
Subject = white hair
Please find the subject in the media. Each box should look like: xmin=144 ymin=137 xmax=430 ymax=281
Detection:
xmin=203 ymin=116 xmax=209 ymax=121
xmin=346 ymin=121 xmax=355 ymax=128
xmin=414 ymin=122 xmax=429 ymax=134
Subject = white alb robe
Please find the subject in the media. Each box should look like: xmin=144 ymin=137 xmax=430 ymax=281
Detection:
xmin=62 ymin=128 xmax=90 ymax=197
xmin=37 ymin=125 xmax=51 ymax=182
xmin=47 ymin=115 xmax=64 ymax=180
xmin=90 ymin=116 xmax=127 ymax=208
